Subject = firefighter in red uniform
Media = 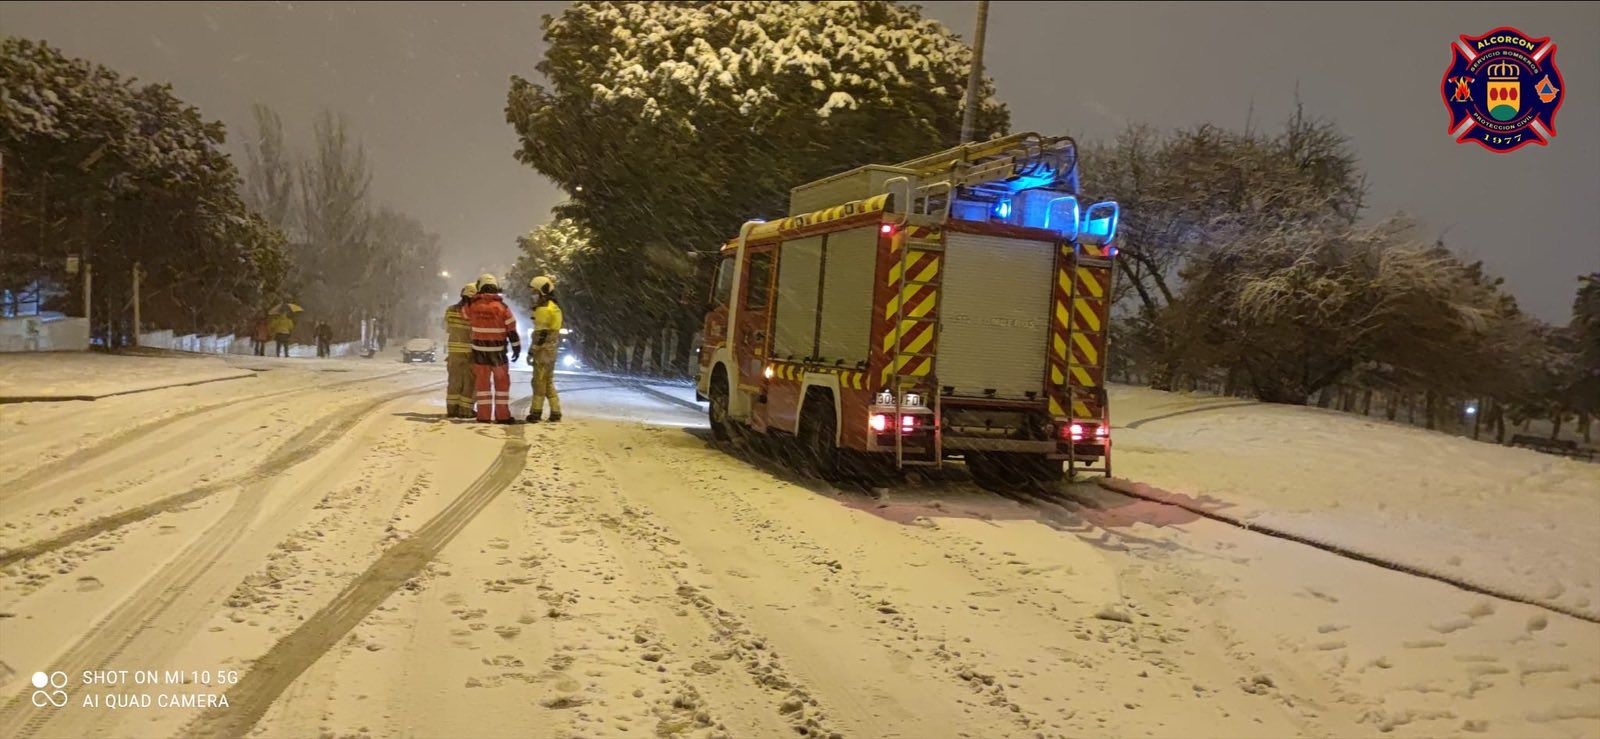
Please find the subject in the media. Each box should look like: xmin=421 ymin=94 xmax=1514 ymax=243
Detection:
xmin=465 ymin=274 xmax=522 ymax=423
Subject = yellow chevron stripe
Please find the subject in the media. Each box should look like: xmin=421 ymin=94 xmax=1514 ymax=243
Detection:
xmin=1051 ymin=366 xmax=1064 ymax=385
xmin=1070 ymin=365 xmax=1096 ymax=388
xmin=1048 ymin=397 xmax=1064 ymax=417
xmin=1076 ymin=267 xmax=1105 ymax=298
xmin=1072 ymin=333 xmax=1099 ymax=365
xmin=912 ymin=256 xmax=941 ymax=285
xmin=887 ymin=259 xmax=904 ymax=287
xmin=1055 ymin=300 xmax=1070 ymax=330
xmin=1072 ymin=399 xmax=1091 ymax=417
xmin=1052 ymin=333 xmax=1067 ymax=360
xmin=1058 ymin=270 xmax=1072 ymax=297
xmin=1073 ymin=298 xmax=1102 ymax=332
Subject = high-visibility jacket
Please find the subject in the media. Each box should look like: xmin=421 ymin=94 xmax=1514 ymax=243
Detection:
xmin=268 ymin=314 xmax=294 ymax=336
xmin=464 ymin=293 xmax=520 ymax=366
xmin=531 ymin=301 xmax=563 ymax=350
xmin=444 ymin=303 xmax=473 ymax=355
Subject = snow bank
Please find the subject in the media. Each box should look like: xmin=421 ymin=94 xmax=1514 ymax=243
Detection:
xmin=1107 ymin=384 xmax=1600 ymax=620
xmin=0 ymin=352 xmax=255 ymax=400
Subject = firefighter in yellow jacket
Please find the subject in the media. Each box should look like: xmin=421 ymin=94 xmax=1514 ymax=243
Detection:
xmin=444 ymin=282 xmax=477 ymax=418
xmin=526 ymin=275 xmax=563 ymax=423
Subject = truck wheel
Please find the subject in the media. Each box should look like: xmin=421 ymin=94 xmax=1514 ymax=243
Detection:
xmin=1030 ymin=458 xmax=1065 ymax=491
xmin=709 ymin=371 xmax=733 ymax=443
xmin=801 ymin=396 xmax=840 ymax=481
xmin=965 ymin=452 xmax=1014 ymax=491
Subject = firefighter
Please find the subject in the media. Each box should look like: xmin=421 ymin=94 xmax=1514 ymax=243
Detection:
xmin=526 ymin=275 xmax=563 ymax=423
xmin=464 ymin=273 xmax=521 ymax=423
xmin=444 ymin=282 xmax=477 ymax=418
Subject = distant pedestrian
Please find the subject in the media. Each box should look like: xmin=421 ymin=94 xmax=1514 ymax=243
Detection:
xmin=252 ymin=317 xmax=270 ymax=356
xmin=269 ymin=312 xmax=295 ymax=357
xmin=315 ymin=321 xmax=334 ymax=357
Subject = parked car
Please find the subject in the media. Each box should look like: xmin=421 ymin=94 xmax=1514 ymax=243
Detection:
xmin=401 ymin=337 xmax=437 ymax=363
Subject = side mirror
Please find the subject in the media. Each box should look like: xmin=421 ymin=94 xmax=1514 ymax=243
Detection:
xmin=1080 ymin=201 xmax=1119 ymax=246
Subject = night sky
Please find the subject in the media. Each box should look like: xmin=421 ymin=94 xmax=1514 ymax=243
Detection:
xmin=3 ymin=1 xmax=1595 ymax=322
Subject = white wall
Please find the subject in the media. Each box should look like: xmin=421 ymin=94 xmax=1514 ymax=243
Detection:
xmin=0 ymin=316 xmax=90 ymax=352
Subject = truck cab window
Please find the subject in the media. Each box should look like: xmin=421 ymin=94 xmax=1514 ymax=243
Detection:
xmin=745 ymin=252 xmax=772 ymax=310
xmin=714 ymin=255 xmax=735 ymax=305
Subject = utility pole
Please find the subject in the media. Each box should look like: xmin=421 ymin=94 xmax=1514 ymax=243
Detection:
xmin=132 ymin=262 xmax=142 ymax=346
xmin=959 ymin=0 xmax=991 ymax=144
xmin=84 ymin=261 xmax=92 ymax=343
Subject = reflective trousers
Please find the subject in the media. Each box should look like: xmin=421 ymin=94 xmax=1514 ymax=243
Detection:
xmin=473 ymin=363 xmax=512 ymax=422
xmin=446 ymin=354 xmax=475 ymax=417
xmin=530 ymin=356 xmax=561 ymax=416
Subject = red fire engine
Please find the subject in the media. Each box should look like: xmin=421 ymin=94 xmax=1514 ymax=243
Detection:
xmin=695 ymin=133 xmax=1118 ymax=488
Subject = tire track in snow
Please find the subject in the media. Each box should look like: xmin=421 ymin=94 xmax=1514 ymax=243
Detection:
xmin=180 ymin=426 xmax=529 ymax=739
xmin=0 ymin=379 xmax=441 ymax=568
xmin=0 ymin=383 xmax=439 ymax=739
xmin=1091 ymin=477 xmax=1600 ymax=625
xmin=0 ymin=368 xmax=418 ymax=503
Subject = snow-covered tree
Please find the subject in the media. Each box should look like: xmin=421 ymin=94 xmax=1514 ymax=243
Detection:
xmin=505 ymin=0 xmax=1009 ymax=357
xmin=0 ymin=37 xmax=286 ymax=338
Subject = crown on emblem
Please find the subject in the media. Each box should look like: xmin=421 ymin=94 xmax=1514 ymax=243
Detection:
xmin=1486 ymin=60 xmax=1520 ymax=79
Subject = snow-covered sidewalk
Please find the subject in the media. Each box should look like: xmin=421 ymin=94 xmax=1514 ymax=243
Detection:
xmin=0 ymin=352 xmax=256 ymax=401
xmin=1107 ymin=384 xmax=1600 ymax=620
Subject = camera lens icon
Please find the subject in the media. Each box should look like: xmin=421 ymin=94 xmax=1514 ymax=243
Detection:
xmin=31 ymin=671 xmax=68 ymax=708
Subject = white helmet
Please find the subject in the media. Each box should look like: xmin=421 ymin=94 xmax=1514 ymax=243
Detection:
xmin=529 ymin=275 xmax=555 ymax=296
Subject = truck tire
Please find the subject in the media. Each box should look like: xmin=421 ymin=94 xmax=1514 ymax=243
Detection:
xmin=800 ymin=395 xmax=840 ymax=481
xmin=709 ymin=370 xmax=733 ymax=443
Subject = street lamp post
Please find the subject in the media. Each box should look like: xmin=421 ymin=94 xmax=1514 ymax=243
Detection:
xmin=959 ymin=0 xmax=991 ymax=145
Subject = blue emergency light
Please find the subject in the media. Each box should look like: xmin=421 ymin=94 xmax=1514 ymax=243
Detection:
xmin=992 ymin=198 xmax=1013 ymax=220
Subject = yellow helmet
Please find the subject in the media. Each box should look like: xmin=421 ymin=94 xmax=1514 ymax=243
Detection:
xmin=529 ymin=274 xmax=555 ymax=296
xmin=461 ymin=282 xmax=478 ymax=298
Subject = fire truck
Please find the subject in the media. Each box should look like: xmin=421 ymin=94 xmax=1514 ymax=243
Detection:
xmin=695 ymin=133 xmax=1118 ymax=488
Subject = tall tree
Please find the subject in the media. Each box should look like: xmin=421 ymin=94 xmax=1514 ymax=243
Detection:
xmin=294 ymin=110 xmax=372 ymax=328
xmin=242 ymin=103 xmax=296 ymax=234
xmin=506 ymin=0 xmax=1009 ymax=355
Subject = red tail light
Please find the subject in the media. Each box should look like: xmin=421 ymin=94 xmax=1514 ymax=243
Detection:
xmin=872 ymin=413 xmax=921 ymax=434
xmin=1095 ymin=425 xmax=1109 ymax=437
xmin=880 ymin=223 xmax=896 ymax=236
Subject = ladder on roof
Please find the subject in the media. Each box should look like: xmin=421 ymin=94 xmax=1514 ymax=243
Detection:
xmin=892 ymin=132 xmax=1079 ymax=207
xmin=890 ymin=215 xmax=946 ymax=469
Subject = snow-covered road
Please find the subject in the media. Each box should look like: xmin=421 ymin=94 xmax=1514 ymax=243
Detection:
xmin=0 ymin=358 xmax=1595 ymax=738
